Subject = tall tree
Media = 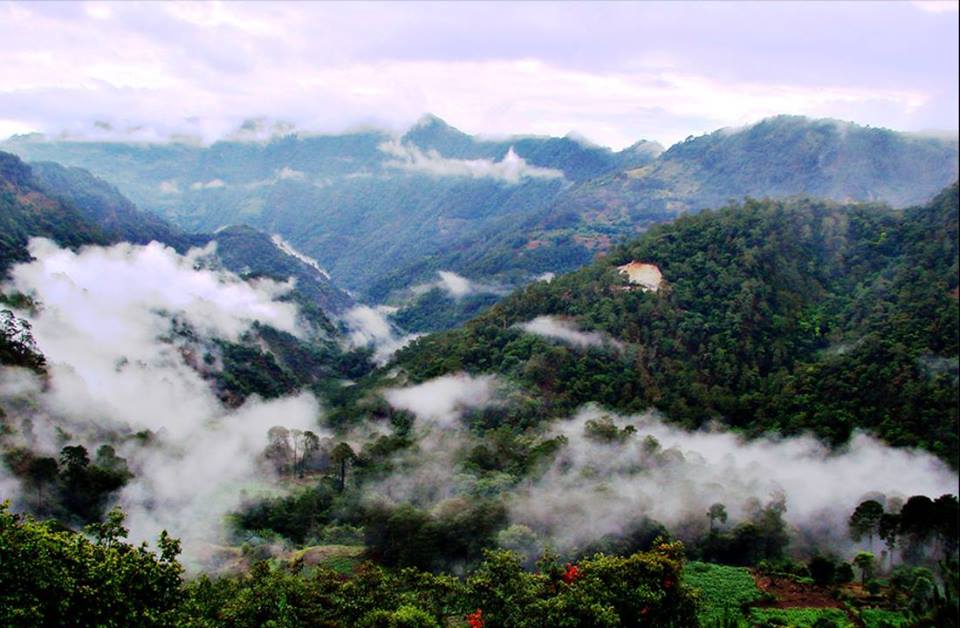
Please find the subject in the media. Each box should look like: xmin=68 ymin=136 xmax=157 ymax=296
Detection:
xmin=330 ymin=442 xmax=356 ymax=492
xmin=849 ymin=499 xmax=884 ymax=551
xmin=707 ymin=503 xmax=728 ymax=533
xmin=26 ymin=457 xmax=58 ymax=511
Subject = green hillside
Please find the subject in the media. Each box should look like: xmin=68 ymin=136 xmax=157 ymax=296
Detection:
xmin=383 ymin=184 xmax=960 ymax=463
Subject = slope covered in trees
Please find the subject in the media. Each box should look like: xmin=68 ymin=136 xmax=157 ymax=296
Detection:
xmin=384 ymin=184 xmax=960 ymax=463
xmin=0 ymin=152 xmax=109 ymax=274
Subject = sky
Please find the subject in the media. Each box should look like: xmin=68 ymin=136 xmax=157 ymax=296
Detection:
xmin=0 ymin=1 xmax=957 ymax=149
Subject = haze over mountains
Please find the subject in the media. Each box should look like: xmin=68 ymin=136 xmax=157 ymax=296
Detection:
xmin=5 ymin=115 xmax=957 ymax=334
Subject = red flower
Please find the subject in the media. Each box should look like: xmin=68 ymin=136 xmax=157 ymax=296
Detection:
xmin=562 ymin=563 xmax=582 ymax=584
xmin=467 ymin=608 xmax=484 ymax=628
xmin=662 ymin=576 xmax=674 ymax=590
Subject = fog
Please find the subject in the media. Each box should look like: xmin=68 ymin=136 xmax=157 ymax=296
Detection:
xmin=509 ymin=406 xmax=958 ymax=552
xmin=378 ymin=376 xmax=958 ymax=555
xmin=1 ymin=239 xmax=325 ymax=556
xmin=342 ymin=304 xmax=420 ymax=365
xmin=517 ymin=315 xmax=619 ymax=349
xmin=367 ymin=374 xmax=501 ymax=506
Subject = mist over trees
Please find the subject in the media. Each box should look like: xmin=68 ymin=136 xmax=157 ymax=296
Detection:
xmin=0 ymin=138 xmax=957 ymax=626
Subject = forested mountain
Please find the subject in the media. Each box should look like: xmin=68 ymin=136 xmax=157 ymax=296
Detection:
xmin=2 ymin=154 xmax=957 ymax=625
xmin=0 ymin=152 xmax=110 ymax=274
xmin=5 ymin=116 xmax=956 ymax=335
xmin=0 ymin=151 xmax=365 ymax=402
xmin=0 ymin=151 xmax=353 ymax=316
xmin=378 ymin=184 xmax=960 ymax=464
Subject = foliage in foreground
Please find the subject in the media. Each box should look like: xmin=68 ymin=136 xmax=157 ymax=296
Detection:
xmin=0 ymin=504 xmax=183 ymax=627
xmin=0 ymin=504 xmax=697 ymax=627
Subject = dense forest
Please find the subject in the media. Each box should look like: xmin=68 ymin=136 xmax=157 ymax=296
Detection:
xmin=1 ymin=142 xmax=957 ymax=626
xmin=383 ymin=184 xmax=959 ymax=463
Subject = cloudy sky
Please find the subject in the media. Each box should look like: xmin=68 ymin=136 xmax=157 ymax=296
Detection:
xmin=1 ymin=1 xmax=957 ymax=148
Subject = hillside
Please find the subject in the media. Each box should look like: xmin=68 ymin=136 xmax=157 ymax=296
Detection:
xmin=0 ymin=151 xmax=366 ymax=402
xmin=1 ymin=117 xmax=646 ymax=298
xmin=0 ymin=153 xmax=110 ymax=274
xmin=379 ymin=184 xmax=960 ymax=464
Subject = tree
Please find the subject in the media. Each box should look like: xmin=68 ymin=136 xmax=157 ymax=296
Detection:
xmin=708 ymin=503 xmax=728 ymax=533
xmin=59 ymin=444 xmax=90 ymax=474
xmin=0 ymin=504 xmax=183 ymax=627
xmin=932 ymin=494 xmax=959 ymax=558
xmin=900 ymin=495 xmax=936 ymax=562
xmin=26 ymin=457 xmax=58 ymax=510
xmin=294 ymin=430 xmax=320 ymax=478
xmin=879 ymin=512 xmax=901 ymax=571
xmin=331 ymin=442 xmax=356 ymax=492
xmin=849 ymin=500 xmax=884 ymax=550
xmin=0 ymin=309 xmax=46 ymax=372
xmin=808 ymin=555 xmax=837 ymax=586
xmin=265 ymin=426 xmax=292 ymax=474
xmin=853 ymin=551 xmax=876 ymax=585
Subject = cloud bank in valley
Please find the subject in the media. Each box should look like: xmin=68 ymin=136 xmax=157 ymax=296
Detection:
xmin=509 ymin=407 xmax=959 ymax=552
xmin=380 ymin=141 xmax=564 ymax=183
xmin=1 ymin=239 xmax=323 ymax=555
xmin=362 ymin=372 xmax=959 ymax=555
xmin=342 ymin=304 xmax=420 ymax=365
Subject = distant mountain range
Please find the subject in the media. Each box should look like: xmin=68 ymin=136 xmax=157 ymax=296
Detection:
xmin=4 ymin=115 xmax=957 ymax=331
xmin=0 ymin=151 xmax=365 ymax=403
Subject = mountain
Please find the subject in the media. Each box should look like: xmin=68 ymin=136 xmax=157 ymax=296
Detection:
xmin=0 ymin=151 xmax=365 ymax=402
xmin=29 ymin=160 xmax=190 ymax=250
xmin=202 ymin=224 xmax=353 ymax=319
xmin=400 ymin=113 xmax=661 ymax=180
xmin=4 ymin=116 xmax=957 ymax=334
xmin=1 ymin=151 xmax=354 ymax=318
xmin=372 ymin=183 xmax=959 ymax=465
xmin=0 ymin=117 xmax=664 ymax=298
xmin=413 ymin=116 xmax=959 ymax=283
xmin=0 ymin=152 xmax=110 ymax=274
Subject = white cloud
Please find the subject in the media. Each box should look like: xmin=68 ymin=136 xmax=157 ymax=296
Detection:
xmin=383 ymin=373 xmax=499 ymax=429
xmin=510 ymin=406 xmax=959 ymax=553
xmin=409 ymin=270 xmax=507 ymax=300
xmin=517 ymin=315 xmax=617 ymax=349
xmin=158 ymin=179 xmax=180 ymax=194
xmin=912 ymin=1 xmax=959 ymax=13
xmin=270 ymin=234 xmax=330 ymax=278
xmin=276 ymin=166 xmax=305 ymax=180
xmin=437 ymin=270 xmax=473 ymax=297
xmin=0 ymin=3 xmax=954 ymax=148
xmin=380 ymin=141 xmax=564 ymax=183
xmin=190 ymin=178 xmax=226 ymax=190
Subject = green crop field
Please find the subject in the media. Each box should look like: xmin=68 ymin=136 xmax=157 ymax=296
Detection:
xmin=748 ymin=607 xmax=853 ymax=627
xmin=683 ymin=561 xmax=762 ymax=626
xmin=859 ymin=608 xmax=910 ymax=628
